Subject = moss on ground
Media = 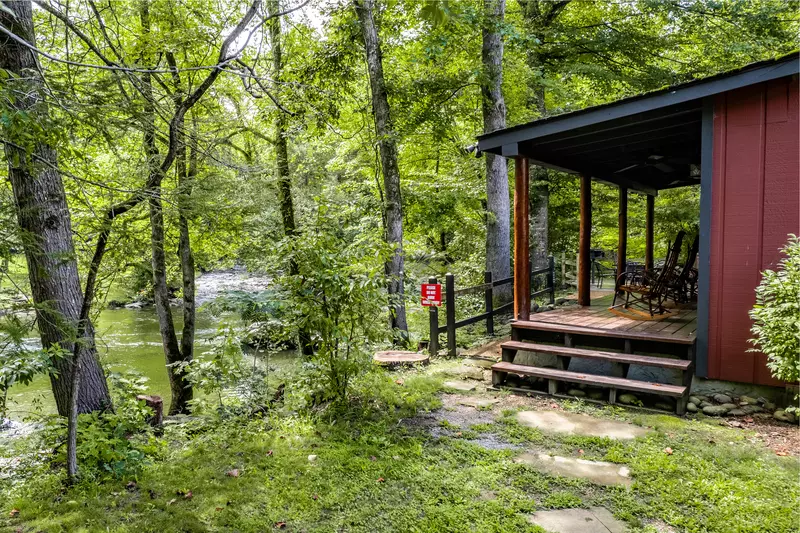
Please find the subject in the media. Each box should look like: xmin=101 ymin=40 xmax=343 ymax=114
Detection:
xmin=2 ymin=362 xmax=798 ymax=533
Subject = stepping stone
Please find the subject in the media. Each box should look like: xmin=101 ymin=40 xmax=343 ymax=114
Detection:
xmin=515 ymin=453 xmax=631 ymax=487
xmin=458 ymin=397 xmax=500 ymax=408
xmin=446 ymin=366 xmax=486 ymax=380
xmin=516 ymin=410 xmax=649 ymax=440
xmin=529 ymin=507 xmax=627 ymax=533
xmin=443 ymin=381 xmax=477 ymax=392
xmin=463 ymin=357 xmax=497 ymax=368
xmin=373 ymin=351 xmax=429 ymax=367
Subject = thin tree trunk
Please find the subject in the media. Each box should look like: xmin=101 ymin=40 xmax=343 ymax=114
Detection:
xmin=178 ymin=116 xmax=197 ymax=369
xmin=0 ymin=0 xmax=111 ymax=417
xmin=354 ymin=0 xmax=408 ymax=339
xmin=140 ymin=2 xmax=191 ymax=415
xmin=481 ymin=0 xmax=511 ymax=303
xmin=268 ymin=0 xmax=312 ymax=355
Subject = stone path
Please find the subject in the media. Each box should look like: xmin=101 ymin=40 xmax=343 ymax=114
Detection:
xmin=516 ymin=410 xmax=650 ymax=440
xmin=515 ymin=453 xmax=632 ymax=487
xmin=443 ymin=381 xmax=477 ymax=392
xmin=529 ymin=507 xmax=627 ymax=533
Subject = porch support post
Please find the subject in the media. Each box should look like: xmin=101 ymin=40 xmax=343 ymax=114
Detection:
xmin=578 ymin=174 xmax=591 ymax=306
xmin=645 ymin=194 xmax=654 ymax=270
xmin=513 ymin=157 xmax=530 ymax=320
xmin=617 ymin=187 xmax=628 ymax=281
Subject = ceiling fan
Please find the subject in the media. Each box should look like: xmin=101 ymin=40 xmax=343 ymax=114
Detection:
xmin=614 ymin=154 xmax=678 ymax=174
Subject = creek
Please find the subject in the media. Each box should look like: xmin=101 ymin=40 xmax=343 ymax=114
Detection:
xmin=5 ymin=271 xmax=293 ymax=420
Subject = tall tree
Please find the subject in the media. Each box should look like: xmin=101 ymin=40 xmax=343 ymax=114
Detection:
xmin=481 ymin=0 xmax=511 ymax=298
xmin=354 ymin=0 xmax=408 ymax=339
xmin=518 ymin=0 xmax=570 ymax=270
xmin=0 ymin=0 xmax=111 ymax=416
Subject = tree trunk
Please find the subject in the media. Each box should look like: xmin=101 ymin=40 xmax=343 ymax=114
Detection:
xmin=530 ymin=164 xmax=549 ymax=269
xmin=527 ymin=69 xmax=549 ymax=270
xmin=269 ymin=1 xmax=297 ymax=241
xmin=0 ymin=0 xmax=110 ymax=416
xmin=269 ymin=0 xmax=312 ymax=355
xmin=481 ymin=0 xmax=511 ymax=303
xmin=141 ymin=2 xmax=192 ymax=414
xmin=354 ymin=0 xmax=408 ymax=339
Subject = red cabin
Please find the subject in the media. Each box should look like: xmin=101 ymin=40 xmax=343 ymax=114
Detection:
xmin=477 ymin=53 xmax=799 ymax=407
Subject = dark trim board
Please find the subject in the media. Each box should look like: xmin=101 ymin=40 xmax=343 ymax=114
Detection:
xmin=696 ymin=96 xmax=714 ymax=378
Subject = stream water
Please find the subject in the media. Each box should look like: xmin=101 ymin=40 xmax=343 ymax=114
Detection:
xmin=5 ymin=271 xmax=292 ymax=421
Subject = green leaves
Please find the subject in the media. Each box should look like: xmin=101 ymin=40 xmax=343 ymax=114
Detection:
xmin=749 ymin=235 xmax=800 ymax=390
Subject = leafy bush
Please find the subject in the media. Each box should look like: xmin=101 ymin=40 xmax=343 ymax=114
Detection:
xmin=750 ymin=235 xmax=800 ymax=393
xmin=0 ymin=315 xmax=64 ymax=419
xmin=38 ymin=371 xmax=164 ymax=479
xmin=280 ymin=207 xmax=390 ymax=407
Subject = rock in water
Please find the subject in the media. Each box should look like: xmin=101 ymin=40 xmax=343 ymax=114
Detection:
xmin=618 ymin=393 xmax=639 ymax=405
xmin=712 ymin=393 xmax=733 ymax=404
xmin=686 ymin=402 xmax=698 ymax=412
xmin=703 ymin=405 xmax=730 ymax=416
xmin=567 ymin=388 xmax=586 ymax=398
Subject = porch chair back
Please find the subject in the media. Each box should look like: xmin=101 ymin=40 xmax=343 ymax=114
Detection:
xmin=651 ymin=230 xmax=685 ymax=293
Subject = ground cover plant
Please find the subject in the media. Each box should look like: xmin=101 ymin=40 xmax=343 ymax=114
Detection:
xmin=3 ymin=360 xmax=798 ymax=533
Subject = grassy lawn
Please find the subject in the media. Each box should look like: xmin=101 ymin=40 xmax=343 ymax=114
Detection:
xmin=2 ymin=362 xmax=799 ymax=533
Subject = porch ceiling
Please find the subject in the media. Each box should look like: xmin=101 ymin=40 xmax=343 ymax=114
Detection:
xmin=476 ymin=53 xmax=800 ymax=194
xmin=511 ymin=101 xmax=703 ymax=193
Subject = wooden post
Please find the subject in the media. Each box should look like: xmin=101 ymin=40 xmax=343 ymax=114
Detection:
xmin=617 ymin=186 xmax=628 ymax=282
xmin=428 ymin=276 xmax=439 ymax=356
xmin=513 ymin=157 xmax=531 ymax=320
xmin=547 ymin=255 xmax=555 ymax=304
xmin=578 ymin=174 xmax=592 ymax=306
xmin=645 ymin=194 xmax=654 ymax=271
xmin=484 ymin=271 xmax=494 ymax=335
xmin=445 ymin=273 xmax=456 ymax=356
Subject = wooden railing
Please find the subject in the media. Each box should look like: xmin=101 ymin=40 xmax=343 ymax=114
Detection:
xmin=428 ymin=256 xmax=555 ymax=356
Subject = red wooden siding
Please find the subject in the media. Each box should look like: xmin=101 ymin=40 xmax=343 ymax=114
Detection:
xmin=708 ymin=77 xmax=800 ymax=385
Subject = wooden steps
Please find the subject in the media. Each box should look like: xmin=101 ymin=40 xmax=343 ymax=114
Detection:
xmin=491 ymin=361 xmax=687 ymax=397
xmin=501 ymin=341 xmax=693 ymax=371
xmin=512 ymin=320 xmax=695 ymax=345
xmin=494 ymin=331 xmax=695 ymax=415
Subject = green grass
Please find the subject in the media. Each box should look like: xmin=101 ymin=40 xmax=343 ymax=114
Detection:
xmin=2 ymin=363 xmax=799 ymax=533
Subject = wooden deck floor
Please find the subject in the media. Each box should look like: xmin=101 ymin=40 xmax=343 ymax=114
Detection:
xmin=530 ymin=293 xmax=697 ymax=342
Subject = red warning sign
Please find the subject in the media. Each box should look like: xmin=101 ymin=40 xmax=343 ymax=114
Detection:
xmin=421 ymin=283 xmax=442 ymax=307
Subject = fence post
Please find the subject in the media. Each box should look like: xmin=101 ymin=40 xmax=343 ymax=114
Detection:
xmin=428 ymin=276 xmax=439 ymax=356
xmin=445 ymin=273 xmax=456 ymax=357
xmin=548 ymin=255 xmax=555 ymax=304
xmin=484 ymin=271 xmax=494 ymax=336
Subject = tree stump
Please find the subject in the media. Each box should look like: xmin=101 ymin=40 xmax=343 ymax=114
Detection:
xmin=373 ymin=350 xmax=430 ymax=368
xmin=136 ymin=394 xmax=164 ymax=427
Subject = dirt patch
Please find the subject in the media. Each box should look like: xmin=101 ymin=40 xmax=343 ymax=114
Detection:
xmin=722 ymin=414 xmax=800 ymax=456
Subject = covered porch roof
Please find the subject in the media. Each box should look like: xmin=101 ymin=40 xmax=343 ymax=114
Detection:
xmin=477 ymin=53 xmax=799 ymax=195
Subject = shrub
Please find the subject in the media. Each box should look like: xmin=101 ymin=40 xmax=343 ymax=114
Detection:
xmin=749 ymin=235 xmax=800 ymax=393
xmin=279 ymin=206 xmax=390 ymax=406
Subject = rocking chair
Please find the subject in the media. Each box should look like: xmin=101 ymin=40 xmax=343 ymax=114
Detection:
xmin=610 ymin=231 xmax=685 ymax=320
xmin=666 ymin=235 xmax=699 ymax=304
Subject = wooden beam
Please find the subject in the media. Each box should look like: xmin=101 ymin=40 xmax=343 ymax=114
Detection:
xmin=617 ymin=187 xmax=628 ymax=282
xmin=513 ymin=157 xmax=531 ymax=320
xmin=645 ymin=194 xmax=655 ymax=270
xmin=578 ymin=174 xmax=591 ymax=306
